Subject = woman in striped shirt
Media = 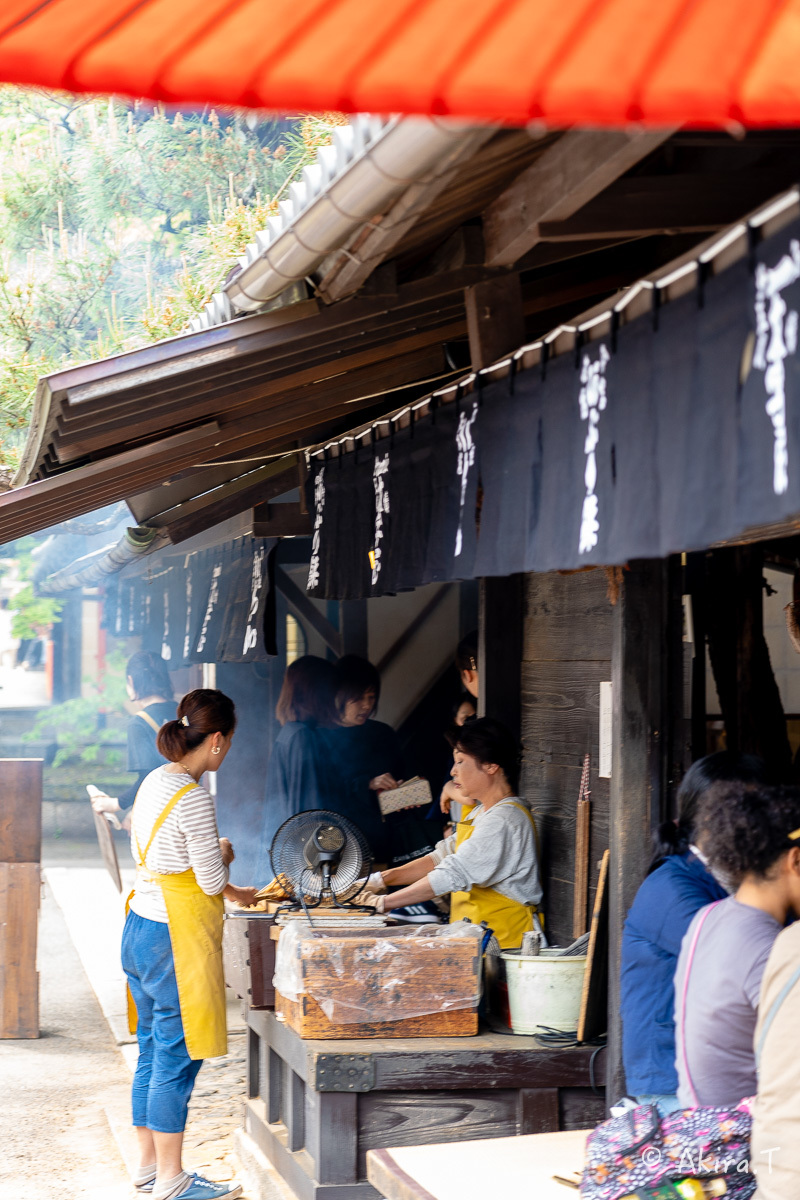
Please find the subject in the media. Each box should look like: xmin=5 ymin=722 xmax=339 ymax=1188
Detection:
xmin=123 ymin=689 xmax=257 ymax=1200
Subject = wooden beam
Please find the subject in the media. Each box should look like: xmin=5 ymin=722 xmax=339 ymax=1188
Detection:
xmin=465 ymin=274 xmax=525 ymax=370
xmin=251 ymin=503 xmax=312 ymax=538
xmin=483 ymin=129 xmax=674 ymax=268
xmin=608 ymin=560 xmax=668 ymax=1104
xmin=149 ymin=458 xmax=298 ymax=542
xmin=538 ymin=171 xmax=800 ymax=241
xmin=316 ymin=128 xmax=495 ymax=304
xmin=275 ymin=567 xmax=343 ymax=657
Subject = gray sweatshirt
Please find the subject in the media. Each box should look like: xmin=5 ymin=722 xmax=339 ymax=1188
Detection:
xmin=427 ymin=797 xmax=542 ymax=906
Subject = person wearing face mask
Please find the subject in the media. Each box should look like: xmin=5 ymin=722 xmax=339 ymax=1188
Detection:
xmin=89 ymin=651 xmax=178 ymax=825
xmin=320 ymin=655 xmax=406 ymax=862
xmin=364 ymin=717 xmax=542 ymax=949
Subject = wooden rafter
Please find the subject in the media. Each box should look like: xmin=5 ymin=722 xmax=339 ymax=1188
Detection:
xmin=482 ymin=129 xmax=675 ymax=268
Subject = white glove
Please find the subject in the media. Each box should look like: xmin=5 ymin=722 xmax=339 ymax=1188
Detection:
xmin=366 ymin=871 xmax=386 ymax=894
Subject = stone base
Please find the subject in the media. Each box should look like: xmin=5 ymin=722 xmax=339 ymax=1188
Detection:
xmin=233 ymin=1128 xmax=299 ymax=1200
xmin=42 ymin=800 xmax=97 ymax=839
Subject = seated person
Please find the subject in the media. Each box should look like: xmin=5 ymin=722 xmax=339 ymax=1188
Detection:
xmin=367 ymin=717 xmax=542 ymax=950
xmin=751 ymin=871 xmax=800 ymax=1200
xmin=674 ymin=781 xmax=800 ymax=1110
xmin=620 ymin=752 xmax=767 ymax=1116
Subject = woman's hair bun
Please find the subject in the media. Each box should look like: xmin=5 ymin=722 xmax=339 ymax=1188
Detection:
xmin=157 ymin=689 xmax=236 ymax=762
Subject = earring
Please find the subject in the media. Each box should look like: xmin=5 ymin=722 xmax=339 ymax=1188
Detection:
xmin=211 ymin=747 xmax=221 ymax=755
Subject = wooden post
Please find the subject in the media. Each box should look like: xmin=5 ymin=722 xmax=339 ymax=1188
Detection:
xmin=478 ymin=575 xmax=524 ymax=737
xmin=464 ymin=274 xmax=525 ymax=370
xmin=0 ymin=759 xmax=43 ymax=1039
xmin=339 ymin=599 xmax=368 ymax=657
xmin=466 ymin=273 xmax=526 ymax=738
xmin=608 ymin=563 xmax=667 ymax=1104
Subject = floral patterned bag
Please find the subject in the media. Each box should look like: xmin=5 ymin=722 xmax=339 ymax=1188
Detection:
xmin=580 ymin=1102 xmax=755 ymax=1198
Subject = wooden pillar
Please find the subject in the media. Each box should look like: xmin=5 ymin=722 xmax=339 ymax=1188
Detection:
xmin=0 ymin=759 xmax=43 ymax=1039
xmin=706 ymin=546 xmax=792 ymax=778
xmin=478 ymin=575 xmax=524 ymax=737
xmin=466 ymin=273 xmax=526 ymax=740
xmin=608 ymin=562 xmax=667 ymax=1103
xmin=339 ymin=599 xmax=368 ymax=658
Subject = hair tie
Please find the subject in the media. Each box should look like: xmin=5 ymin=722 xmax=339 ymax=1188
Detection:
xmin=181 ymin=715 xmax=190 ymax=727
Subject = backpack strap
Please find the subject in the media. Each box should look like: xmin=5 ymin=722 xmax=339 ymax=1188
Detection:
xmin=756 ymin=960 xmax=800 ymax=1069
xmin=678 ymin=900 xmax=723 ymax=1108
xmin=136 ymin=709 xmax=162 ymax=735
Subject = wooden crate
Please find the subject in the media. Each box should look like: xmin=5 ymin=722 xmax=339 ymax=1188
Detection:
xmin=276 ymin=926 xmax=480 ymax=1040
xmin=277 ymin=991 xmax=478 ymax=1039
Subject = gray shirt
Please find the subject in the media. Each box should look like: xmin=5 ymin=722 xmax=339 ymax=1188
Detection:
xmin=427 ymin=797 xmax=542 ymax=907
xmin=674 ymin=896 xmax=780 ymax=1108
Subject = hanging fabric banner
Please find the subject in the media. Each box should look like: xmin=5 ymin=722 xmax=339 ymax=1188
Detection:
xmin=216 ymin=539 xmax=277 ymax=662
xmin=303 ymin=214 xmax=800 ymax=600
xmin=189 ymin=546 xmax=230 ymax=663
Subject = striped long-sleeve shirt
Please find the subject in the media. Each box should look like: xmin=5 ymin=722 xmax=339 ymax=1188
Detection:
xmin=129 ymin=766 xmax=229 ymax=924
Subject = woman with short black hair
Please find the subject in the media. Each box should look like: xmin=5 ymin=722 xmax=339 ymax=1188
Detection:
xmin=320 ymin=654 xmax=407 ymax=862
xmin=365 ymin=717 xmax=542 ymax=949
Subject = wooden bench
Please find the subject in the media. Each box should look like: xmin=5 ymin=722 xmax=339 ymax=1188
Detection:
xmin=243 ymin=1007 xmax=605 ymax=1200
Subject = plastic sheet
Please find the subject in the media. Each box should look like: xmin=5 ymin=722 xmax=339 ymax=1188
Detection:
xmin=274 ymin=921 xmax=484 ymax=1024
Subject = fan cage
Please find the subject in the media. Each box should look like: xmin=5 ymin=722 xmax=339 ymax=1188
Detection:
xmin=270 ymin=809 xmax=372 ymax=904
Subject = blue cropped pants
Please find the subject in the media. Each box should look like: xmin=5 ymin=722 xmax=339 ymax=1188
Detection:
xmin=121 ymin=910 xmax=203 ymax=1133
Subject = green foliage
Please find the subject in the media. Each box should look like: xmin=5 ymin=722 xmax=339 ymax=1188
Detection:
xmin=0 ymin=90 xmax=343 ymax=468
xmin=9 ymin=582 xmax=62 ymax=639
xmin=24 ymin=646 xmax=130 ymax=770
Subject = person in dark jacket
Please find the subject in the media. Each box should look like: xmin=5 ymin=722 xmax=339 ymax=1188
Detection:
xmin=620 ymin=751 xmax=768 ymax=1114
xmin=256 ymin=655 xmax=338 ymax=883
xmin=320 ymin=655 xmax=405 ymax=862
xmin=89 ymin=651 xmax=177 ymax=822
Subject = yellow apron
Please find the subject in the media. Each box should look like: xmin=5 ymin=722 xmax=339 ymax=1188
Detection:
xmin=449 ymin=800 xmax=541 ymax=950
xmin=126 ymin=781 xmax=227 ymax=1061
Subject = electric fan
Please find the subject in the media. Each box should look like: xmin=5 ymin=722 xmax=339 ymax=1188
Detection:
xmin=270 ymin=809 xmax=373 ymax=918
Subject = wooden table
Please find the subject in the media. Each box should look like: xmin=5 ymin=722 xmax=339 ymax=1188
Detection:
xmin=243 ymin=1008 xmax=605 ymax=1200
xmin=367 ymin=1130 xmax=588 ymax=1200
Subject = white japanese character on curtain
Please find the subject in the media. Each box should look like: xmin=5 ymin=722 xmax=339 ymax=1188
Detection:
xmin=578 ymin=344 xmax=610 ymax=556
xmin=753 ymin=240 xmax=800 ymax=496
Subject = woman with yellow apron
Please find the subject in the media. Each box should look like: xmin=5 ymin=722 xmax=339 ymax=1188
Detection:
xmin=367 ymin=717 xmax=543 ymax=949
xmin=122 ymin=688 xmax=257 ymax=1200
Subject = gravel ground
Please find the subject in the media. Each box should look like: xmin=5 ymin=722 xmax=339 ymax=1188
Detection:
xmin=0 ymin=880 xmax=133 ymax=1200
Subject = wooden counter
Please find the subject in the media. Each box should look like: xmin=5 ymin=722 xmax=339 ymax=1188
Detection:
xmin=243 ymin=1007 xmax=605 ymax=1200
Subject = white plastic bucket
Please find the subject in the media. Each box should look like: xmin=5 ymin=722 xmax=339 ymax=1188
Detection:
xmin=501 ymin=950 xmax=588 ymax=1035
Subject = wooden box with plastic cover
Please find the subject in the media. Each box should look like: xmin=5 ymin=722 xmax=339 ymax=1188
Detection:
xmin=274 ymin=922 xmax=483 ymax=1039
